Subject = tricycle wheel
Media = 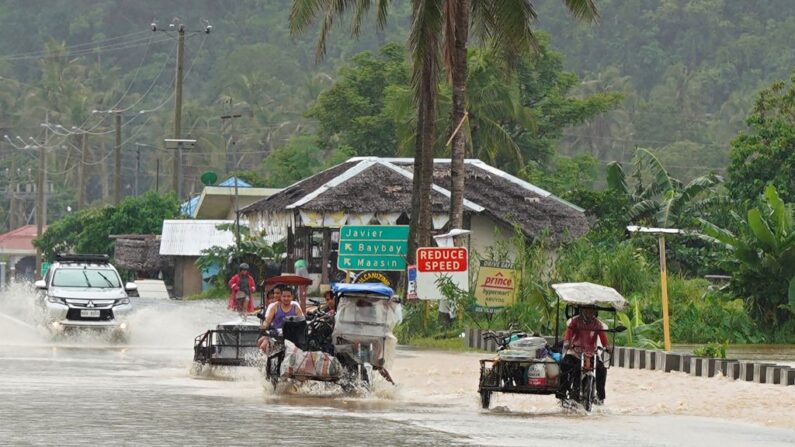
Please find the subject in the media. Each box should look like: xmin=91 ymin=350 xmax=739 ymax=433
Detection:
xmin=480 ymin=389 xmax=492 ymax=409
xmin=581 ymin=375 xmax=594 ymax=412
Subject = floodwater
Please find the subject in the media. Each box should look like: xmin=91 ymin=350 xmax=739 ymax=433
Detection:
xmin=1 ymin=282 xmax=793 ymax=446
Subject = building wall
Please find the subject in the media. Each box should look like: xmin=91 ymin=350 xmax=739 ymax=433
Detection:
xmin=175 ymin=256 xmax=203 ymax=298
xmin=468 ymin=214 xmax=518 ymax=261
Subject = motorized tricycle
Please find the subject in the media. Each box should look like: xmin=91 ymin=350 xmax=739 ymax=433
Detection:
xmin=478 ymin=282 xmax=627 ymax=412
xmin=261 ymin=282 xmax=401 ymax=392
xmin=192 ymin=275 xmax=312 ymax=368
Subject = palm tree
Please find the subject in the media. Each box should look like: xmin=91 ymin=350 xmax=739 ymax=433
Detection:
xmin=446 ymin=0 xmax=599 ymax=229
xmin=290 ymin=0 xmax=598 ymax=258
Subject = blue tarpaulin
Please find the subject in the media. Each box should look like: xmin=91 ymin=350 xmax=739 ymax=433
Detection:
xmin=332 ymin=283 xmax=394 ymax=298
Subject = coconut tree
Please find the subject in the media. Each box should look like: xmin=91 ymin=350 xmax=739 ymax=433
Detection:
xmin=446 ymin=1 xmax=599 ymax=229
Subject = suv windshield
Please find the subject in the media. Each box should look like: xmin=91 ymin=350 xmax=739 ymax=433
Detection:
xmin=52 ymin=269 xmax=121 ymax=288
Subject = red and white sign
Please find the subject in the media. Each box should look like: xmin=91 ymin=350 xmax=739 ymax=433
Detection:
xmin=415 ymin=247 xmax=469 ymax=300
xmin=417 ymin=247 xmax=468 ymax=272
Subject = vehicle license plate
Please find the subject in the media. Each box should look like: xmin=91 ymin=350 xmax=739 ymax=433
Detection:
xmin=80 ymin=310 xmax=101 ymax=318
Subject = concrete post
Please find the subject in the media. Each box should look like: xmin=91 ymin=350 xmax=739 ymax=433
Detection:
xmin=617 ymin=347 xmax=627 ymax=368
xmin=754 ymin=363 xmax=776 ymax=384
xmin=664 ymin=352 xmax=682 ymax=372
xmin=738 ymin=362 xmax=755 ymax=382
xmin=719 ymin=360 xmax=740 ymax=380
xmin=705 ymin=358 xmax=718 ymax=377
xmin=681 ymin=355 xmax=693 ymax=374
xmin=633 ymin=349 xmax=647 ymax=369
xmin=644 ymin=350 xmax=657 ymax=370
xmin=766 ymin=366 xmax=785 ymax=385
xmin=689 ymin=357 xmax=704 ymax=377
xmin=0 ymin=261 xmax=6 ymax=289
xmin=785 ymin=368 xmax=795 ymax=386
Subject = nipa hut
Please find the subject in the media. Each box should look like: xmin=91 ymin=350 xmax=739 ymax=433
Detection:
xmin=241 ymin=157 xmax=588 ymax=287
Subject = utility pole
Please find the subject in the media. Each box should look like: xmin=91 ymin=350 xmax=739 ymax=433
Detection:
xmin=173 ymin=25 xmax=185 ymax=199
xmin=135 ymin=144 xmax=141 ymax=196
xmin=8 ymin=147 xmax=17 ymax=229
xmin=114 ymin=111 xmax=122 ymax=204
xmin=35 ymin=113 xmax=48 ymax=280
xmin=78 ymin=132 xmax=87 ymax=209
xmin=155 ymin=158 xmax=160 ymax=193
xmin=152 ymin=19 xmax=211 ymax=199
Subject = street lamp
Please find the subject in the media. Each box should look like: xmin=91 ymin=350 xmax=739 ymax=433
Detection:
xmin=626 ymin=225 xmax=684 ymax=352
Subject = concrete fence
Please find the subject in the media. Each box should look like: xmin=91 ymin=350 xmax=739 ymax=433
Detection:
xmin=465 ymin=329 xmax=794 ymax=386
xmin=611 ymin=346 xmax=794 ymax=386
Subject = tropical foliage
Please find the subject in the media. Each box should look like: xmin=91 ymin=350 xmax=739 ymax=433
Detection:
xmin=33 ymin=192 xmax=179 ymax=260
xmin=701 ymin=185 xmax=795 ymax=334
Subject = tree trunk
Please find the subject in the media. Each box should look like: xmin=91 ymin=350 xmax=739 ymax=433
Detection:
xmin=407 ymin=31 xmax=440 ymax=265
xmin=449 ymin=0 xmax=469 ymax=231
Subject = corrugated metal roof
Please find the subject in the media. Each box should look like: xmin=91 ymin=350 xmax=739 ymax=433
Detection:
xmin=159 ymin=220 xmax=235 ymax=256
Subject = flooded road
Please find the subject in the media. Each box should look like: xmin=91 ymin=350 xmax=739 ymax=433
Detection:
xmin=1 ymin=284 xmax=793 ymax=446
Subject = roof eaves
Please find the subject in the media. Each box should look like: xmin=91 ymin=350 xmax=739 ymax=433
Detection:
xmin=466 ymin=159 xmax=585 ymax=213
xmin=286 ymin=160 xmax=376 ymax=209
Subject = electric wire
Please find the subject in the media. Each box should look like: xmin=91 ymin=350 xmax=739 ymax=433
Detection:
xmin=0 ymin=30 xmax=151 ymax=60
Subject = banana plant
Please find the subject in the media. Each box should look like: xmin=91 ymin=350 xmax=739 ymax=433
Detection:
xmin=608 ymin=148 xmax=723 ymax=228
xmin=700 ymin=185 xmax=795 ymax=326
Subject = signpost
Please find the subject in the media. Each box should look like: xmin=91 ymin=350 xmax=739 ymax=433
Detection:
xmin=473 ymin=260 xmax=519 ymax=310
xmin=415 ymin=247 xmax=469 ymax=300
xmin=337 ymin=225 xmax=409 ymax=271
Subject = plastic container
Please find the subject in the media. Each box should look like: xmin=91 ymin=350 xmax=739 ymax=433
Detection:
xmin=509 ymin=337 xmax=547 ymax=358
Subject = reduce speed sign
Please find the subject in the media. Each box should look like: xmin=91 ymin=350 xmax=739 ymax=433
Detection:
xmin=415 ymin=247 xmax=469 ymax=300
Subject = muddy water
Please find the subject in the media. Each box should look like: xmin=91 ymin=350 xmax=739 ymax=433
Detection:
xmin=1 ymin=283 xmax=794 ymax=446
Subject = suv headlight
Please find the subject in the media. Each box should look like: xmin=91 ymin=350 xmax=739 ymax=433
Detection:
xmin=47 ymin=296 xmax=65 ymax=305
xmin=115 ymin=298 xmax=130 ymax=306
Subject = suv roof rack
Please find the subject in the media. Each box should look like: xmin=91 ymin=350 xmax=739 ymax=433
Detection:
xmin=55 ymin=253 xmax=110 ymax=264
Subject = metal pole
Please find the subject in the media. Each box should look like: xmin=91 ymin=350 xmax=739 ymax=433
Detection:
xmin=659 ymin=234 xmax=672 ymax=351
xmin=114 ymin=112 xmax=122 ymax=204
xmin=173 ymin=25 xmax=185 ymax=199
xmin=155 ymin=158 xmax=160 ymax=193
xmin=234 ymin=176 xmax=241 ymax=253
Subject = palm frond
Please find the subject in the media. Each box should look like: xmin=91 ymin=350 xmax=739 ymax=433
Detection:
xmin=561 ymin=0 xmax=599 ymax=22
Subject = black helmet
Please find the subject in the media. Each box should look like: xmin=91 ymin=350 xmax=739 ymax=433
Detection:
xmin=239 ymin=262 xmax=250 ymax=270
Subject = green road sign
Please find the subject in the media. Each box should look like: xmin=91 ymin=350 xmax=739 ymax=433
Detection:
xmin=338 ymin=225 xmax=409 ymax=271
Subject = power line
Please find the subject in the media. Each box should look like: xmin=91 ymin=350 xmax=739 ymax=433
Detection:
xmin=0 ymin=30 xmax=151 ymax=60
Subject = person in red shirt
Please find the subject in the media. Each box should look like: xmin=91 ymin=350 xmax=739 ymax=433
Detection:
xmin=227 ymin=263 xmax=256 ymax=319
xmin=557 ymin=306 xmax=610 ymax=403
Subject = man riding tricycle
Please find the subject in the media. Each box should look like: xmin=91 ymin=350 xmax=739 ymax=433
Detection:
xmin=478 ymin=282 xmax=626 ymax=412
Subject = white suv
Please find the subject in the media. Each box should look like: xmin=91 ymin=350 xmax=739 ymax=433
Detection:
xmin=35 ymin=254 xmax=136 ymax=333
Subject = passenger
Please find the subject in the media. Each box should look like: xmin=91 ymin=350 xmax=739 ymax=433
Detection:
xmin=227 ymin=263 xmax=256 ymax=319
xmin=557 ymin=306 xmax=610 ymax=404
xmin=321 ymin=290 xmax=336 ymax=317
xmin=262 ymin=287 xmax=304 ymax=331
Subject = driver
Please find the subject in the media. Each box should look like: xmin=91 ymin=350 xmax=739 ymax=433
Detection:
xmin=557 ymin=306 xmax=610 ymax=404
xmin=261 ymin=287 xmax=304 ymax=332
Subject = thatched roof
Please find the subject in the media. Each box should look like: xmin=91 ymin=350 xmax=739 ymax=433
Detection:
xmin=241 ymin=157 xmax=588 ymax=242
xmin=242 ymin=161 xmax=357 ymax=214
xmin=295 ymin=162 xmax=452 ymax=213
xmin=113 ymin=236 xmax=170 ymax=271
xmin=436 ymin=162 xmax=588 ymax=242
